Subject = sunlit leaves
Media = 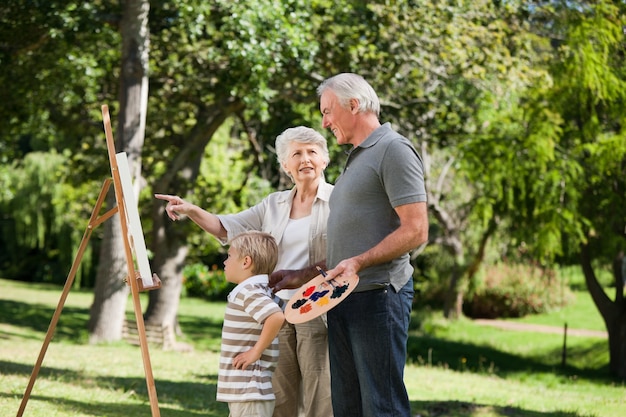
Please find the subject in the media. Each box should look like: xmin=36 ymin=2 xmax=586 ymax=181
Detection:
xmin=535 ymin=0 xmax=626 ymax=261
xmin=0 ymin=1 xmax=120 ymax=171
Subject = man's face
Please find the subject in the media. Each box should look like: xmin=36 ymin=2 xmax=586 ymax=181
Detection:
xmin=320 ymin=90 xmax=354 ymax=146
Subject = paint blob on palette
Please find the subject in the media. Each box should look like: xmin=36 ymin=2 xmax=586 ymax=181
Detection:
xmin=284 ymin=273 xmax=359 ymax=324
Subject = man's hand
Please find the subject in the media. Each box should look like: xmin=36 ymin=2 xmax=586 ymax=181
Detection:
xmin=325 ymin=257 xmax=362 ymax=281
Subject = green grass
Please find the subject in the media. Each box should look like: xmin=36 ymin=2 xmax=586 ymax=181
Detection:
xmin=1 ymin=278 xmax=624 ymax=417
xmin=512 ymin=290 xmax=606 ymax=331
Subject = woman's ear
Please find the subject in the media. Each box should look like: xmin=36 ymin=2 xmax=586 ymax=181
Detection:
xmin=281 ymin=161 xmax=291 ymax=175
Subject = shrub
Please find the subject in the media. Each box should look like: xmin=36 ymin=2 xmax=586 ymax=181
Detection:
xmin=182 ymin=263 xmax=234 ymax=301
xmin=463 ymin=263 xmax=573 ymax=319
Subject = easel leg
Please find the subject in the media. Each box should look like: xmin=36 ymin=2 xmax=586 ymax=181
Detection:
xmin=102 ymin=104 xmax=161 ymax=416
xmin=16 ymin=180 xmax=114 ymax=417
xmin=128 ymin=277 xmax=161 ymax=417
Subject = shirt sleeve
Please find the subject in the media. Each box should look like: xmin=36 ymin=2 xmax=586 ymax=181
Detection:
xmin=381 ymin=138 xmax=427 ymax=207
xmin=215 ymin=200 xmax=268 ymax=244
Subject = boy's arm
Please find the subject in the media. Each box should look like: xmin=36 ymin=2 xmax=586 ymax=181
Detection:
xmin=231 ymin=311 xmax=285 ymax=370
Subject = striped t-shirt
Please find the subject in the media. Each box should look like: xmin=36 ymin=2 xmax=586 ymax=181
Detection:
xmin=217 ymin=274 xmax=283 ymax=403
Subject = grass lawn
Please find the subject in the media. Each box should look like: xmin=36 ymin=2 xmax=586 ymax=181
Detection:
xmin=1 ymin=278 xmax=624 ymax=417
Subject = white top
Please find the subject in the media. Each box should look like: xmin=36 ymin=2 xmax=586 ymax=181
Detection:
xmin=275 ymin=216 xmax=311 ymax=300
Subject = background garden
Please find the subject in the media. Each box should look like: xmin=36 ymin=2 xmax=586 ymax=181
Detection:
xmin=1 ymin=1 xmax=625 ymax=415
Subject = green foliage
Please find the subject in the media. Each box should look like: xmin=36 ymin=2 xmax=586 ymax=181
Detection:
xmin=181 ymin=119 xmax=275 ymax=264
xmin=182 ymin=262 xmax=234 ymax=301
xmin=525 ymin=0 xmax=626 ymax=264
xmin=0 ymin=0 xmax=119 ymax=171
xmin=463 ymin=263 xmax=574 ymax=319
xmin=412 ymin=243 xmax=458 ymax=307
xmin=0 ymin=151 xmax=100 ymax=285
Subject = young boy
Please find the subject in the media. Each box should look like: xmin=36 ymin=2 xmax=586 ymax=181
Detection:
xmin=217 ymin=231 xmax=285 ymax=417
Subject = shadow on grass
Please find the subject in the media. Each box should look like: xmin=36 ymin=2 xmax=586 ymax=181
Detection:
xmin=1 ymin=357 xmax=591 ymax=417
xmin=407 ymin=334 xmax=612 ymax=383
xmin=0 ymin=393 xmax=228 ymax=417
xmin=409 ymin=399 xmax=595 ymax=417
xmin=175 ymin=315 xmax=223 ymax=352
xmin=0 ymin=359 xmax=227 ymax=415
xmin=0 ymin=358 xmax=592 ymax=417
xmin=0 ymin=299 xmax=89 ymax=342
xmin=0 ymin=297 xmax=224 ymax=349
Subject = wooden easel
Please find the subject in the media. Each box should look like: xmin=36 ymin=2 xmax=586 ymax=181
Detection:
xmin=16 ymin=105 xmax=162 ymax=417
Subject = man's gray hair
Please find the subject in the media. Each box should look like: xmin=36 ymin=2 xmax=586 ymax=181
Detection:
xmin=317 ymin=73 xmax=380 ymax=117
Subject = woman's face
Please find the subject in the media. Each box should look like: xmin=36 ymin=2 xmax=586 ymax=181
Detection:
xmin=282 ymin=141 xmax=327 ymax=184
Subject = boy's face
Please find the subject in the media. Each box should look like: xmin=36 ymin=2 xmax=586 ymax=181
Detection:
xmin=223 ymin=246 xmax=247 ymax=284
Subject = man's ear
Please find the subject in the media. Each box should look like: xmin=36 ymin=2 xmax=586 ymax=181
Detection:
xmin=349 ymin=98 xmax=359 ymax=114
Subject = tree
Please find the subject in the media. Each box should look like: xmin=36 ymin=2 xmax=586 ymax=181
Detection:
xmin=471 ymin=0 xmax=626 ymax=377
xmin=545 ymin=1 xmax=626 ymax=377
xmin=0 ymin=1 xmax=121 ymax=286
xmin=141 ymin=0 xmax=321 ymax=334
xmin=88 ymin=0 xmax=151 ymax=343
xmin=307 ymin=0 xmax=551 ymax=318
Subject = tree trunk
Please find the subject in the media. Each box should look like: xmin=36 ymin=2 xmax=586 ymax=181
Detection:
xmin=428 ymin=197 xmax=466 ymax=319
xmin=580 ymin=244 xmax=626 ymax=379
xmin=88 ymin=0 xmax=150 ymax=343
xmin=423 ymin=148 xmax=469 ymax=319
xmin=143 ymin=215 xmax=188 ymax=331
xmin=443 ymin=259 xmax=464 ymax=319
xmin=145 ymin=98 xmax=245 ymax=331
xmin=88 ymin=208 xmax=129 ymax=342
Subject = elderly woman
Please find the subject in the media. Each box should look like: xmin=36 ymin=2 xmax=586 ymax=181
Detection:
xmin=155 ymin=126 xmax=333 ymax=417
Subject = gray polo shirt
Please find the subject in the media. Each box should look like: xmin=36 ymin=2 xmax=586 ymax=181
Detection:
xmin=327 ymin=123 xmax=426 ymax=292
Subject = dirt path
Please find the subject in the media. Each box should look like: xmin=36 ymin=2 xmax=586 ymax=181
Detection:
xmin=474 ymin=319 xmax=608 ymax=338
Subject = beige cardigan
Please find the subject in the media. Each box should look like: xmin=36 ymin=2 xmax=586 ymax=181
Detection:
xmin=216 ymin=180 xmax=333 ymax=268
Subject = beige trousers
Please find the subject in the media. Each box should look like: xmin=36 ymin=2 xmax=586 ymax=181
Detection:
xmin=228 ymin=400 xmax=275 ymax=417
xmin=272 ymin=315 xmax=333 ymax=417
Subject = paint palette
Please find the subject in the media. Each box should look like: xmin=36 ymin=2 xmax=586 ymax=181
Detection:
xmin=284 ymin=273 xmax=359 ymax=324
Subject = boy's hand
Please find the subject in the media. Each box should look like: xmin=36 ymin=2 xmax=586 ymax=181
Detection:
xmin=232 ymin=349 xmax=260 ymax=370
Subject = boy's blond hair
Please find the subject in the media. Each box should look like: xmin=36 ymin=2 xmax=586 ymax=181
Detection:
xmin=229 ymin=231 xmax=278 ymax=275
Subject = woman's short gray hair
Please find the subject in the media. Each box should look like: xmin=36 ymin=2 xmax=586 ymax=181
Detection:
xmin=275 ymin=126 xmax=330 ymax=178
xmin=317 ymin=73 xmax=380 ymax=117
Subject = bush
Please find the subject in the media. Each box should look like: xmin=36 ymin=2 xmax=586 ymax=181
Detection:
xmin=182 ymin=263 xmax=235 ymax=301
xmin=463 ymin=263 xmax=573 ymax=319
